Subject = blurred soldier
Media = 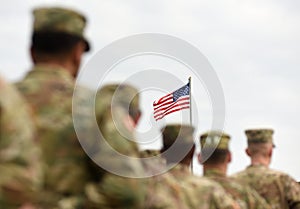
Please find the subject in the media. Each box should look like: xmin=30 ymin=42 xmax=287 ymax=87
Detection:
xmin=0 ymin=76 xmax=41 ymax=209
xmin=15 ymin=7 xmax=93 ymax=208
xmin=159 ymin=124 xmax=240 ymax=209
xmin=139 ymin=149 xmax=166 ymax=176
xmin=199 ymin=130 xmax=270 ymax=209
xmin=232 ymin=129 xmax=300 ymax=209
xmin=84 ymin=84 xmax=147 ymax=209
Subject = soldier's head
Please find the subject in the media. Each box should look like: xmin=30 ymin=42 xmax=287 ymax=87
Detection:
xmin=30 ymin=7 xmax=90 ymax=77
xmin=198 ymin=131 xmax=231 ymax=169
xmin=96 ymin=84 xmax=141 ymax=126
xmin=160 ymin=124 xmax=195 ymax=166
xmin=245 ymin=129 xmax=274 ymax=164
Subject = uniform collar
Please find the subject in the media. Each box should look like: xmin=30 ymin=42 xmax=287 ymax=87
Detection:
xmin=204 ymin=168 xmax=226 ymax=178
xmin=28 ymin=64 xmax=74 ymax=82
xmin=247 ymin=164 xmax=268 ymax=169
xmin=169 ymin=163 xmax=191 ymax=174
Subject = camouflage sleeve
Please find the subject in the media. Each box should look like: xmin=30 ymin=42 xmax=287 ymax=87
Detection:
xmin=85 ymin=175 xmax=146 ymax=209
xmin=0 ymin=77 xmax=42 ymax=207
xmin=210 ymin=184 xmax=240 ymax=209
xmin=282 ymin=174 xmax=300 ymax=208
xmin=181 ymin=177 xmax=239 ymax=209
xmin=244 ymin=186 xmax=271 ymax=209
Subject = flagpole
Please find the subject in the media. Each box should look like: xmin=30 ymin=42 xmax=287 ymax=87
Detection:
xmin=188 ymin=76 xmax=194 ymax=174
xmin=189 ymin=77 xmax=192 ymax=125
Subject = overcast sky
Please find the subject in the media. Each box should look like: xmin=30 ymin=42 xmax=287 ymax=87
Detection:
xmin=1 ymin=0 xmax=300 ymax=180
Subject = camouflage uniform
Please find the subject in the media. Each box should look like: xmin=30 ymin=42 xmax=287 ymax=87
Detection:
xmin=155 ymin=125 xmax=239 ymax=209
xmin=84 ymin=84 xmax=147 ymax=209
xmin=15 ymin=7 xmax=92 ymax=208
xmin=139 ymin=149 xmax=166 ymax=176
xmin=232 ymin=129 xmax=300 ymax=209
xmin=200 ymin=131 xmax=270 ymax=209
xmin=0 ymin=76 xmax=41 ymax=208
xmin=204 ymin=169 xmax=270 ymax=209
xmin=16 ymin=65 xmax=92 ymax=208
xmin=169 ymin=164 xmax=240 ymax=209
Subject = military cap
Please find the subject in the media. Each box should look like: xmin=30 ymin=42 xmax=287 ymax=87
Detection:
xmin=161 ymin=124 xmax=194 ymax=148
xmin=97 ymin=84 xmax=139 ymax=112
xmin=245 ymin=128 xmax=275 ymax=146
xmin=200 ymin=130 xmax=231 ymax=150
xmin=33 ymin=7 xmax=90 ymax=51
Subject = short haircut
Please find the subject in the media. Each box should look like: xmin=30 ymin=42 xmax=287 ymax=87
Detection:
xmin=247 ymin=142 xmax=272 ymax=156
xmin=31 ymin=31 xmax=83 ymax=55
xmin=201 ymin=148 xmax=229 ymax=165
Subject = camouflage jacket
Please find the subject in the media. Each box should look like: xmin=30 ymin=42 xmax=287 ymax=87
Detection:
xmin=16 ymin=65 xmax=92 ymax=208
xmin=232 ymin=165 xmax=300 ymax=209
xmin=83 ymin=101 xmax=147 ymax=209
xmin=205 ymin=169 xmax=270 ymax=209
xmin=0 ymin=77 xmax=41 ymax=208
xmin=168 ymin=164 xmax=239 ymax=209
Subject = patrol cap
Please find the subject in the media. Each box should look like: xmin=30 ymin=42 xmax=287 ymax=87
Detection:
xmin=97 ymin=84 xmax=139 ymax=113
xmin=200 ymin=130 xmax=230 ymax=150
xmin=33 ymin=7 xmax=90 ymax=51
xmin=161 ymin=124 xmax=194 ymax=148
xmin=245 ymin=128 xmax=275 ymax=147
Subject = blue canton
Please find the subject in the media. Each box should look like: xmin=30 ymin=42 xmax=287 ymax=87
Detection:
xmin=173 ymin=83 xmax=190 ymax=102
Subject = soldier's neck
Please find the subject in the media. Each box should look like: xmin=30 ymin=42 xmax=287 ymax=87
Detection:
xmin=250 ymin=156 xmax=270 ymax=167
xmin=203 ymin=163 xmax=227 ymax=176
xmin=34 ymin=60 xmax=77 ymax=78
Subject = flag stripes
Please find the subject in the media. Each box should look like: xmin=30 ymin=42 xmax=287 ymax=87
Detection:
xmin=153 ymin=82 xmax=190 ymax=121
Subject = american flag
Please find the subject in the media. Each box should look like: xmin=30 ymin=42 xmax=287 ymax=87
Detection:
xmin=153 ymin=82 xmax=190 ymax=121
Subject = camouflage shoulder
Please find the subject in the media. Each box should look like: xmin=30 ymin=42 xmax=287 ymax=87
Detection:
xmin=182 ymin=176 xmax=238 ymax=209
xmin=84 ymin=176 xmax=147 ymax=209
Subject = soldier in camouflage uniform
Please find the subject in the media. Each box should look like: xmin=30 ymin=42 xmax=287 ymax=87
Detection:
xmin=232 ymin=129 xmax=300 ymax=209
xmin=198 ymin=130 xmax=270 ymax=209
xmin=0 ymin=76 xmax=41 ymax=208
xmin=139 ymin=149 xmax=166 ymax=176
xmin=15 ymin=7 xmax=94 ymax=208
xmin=84 ymin=84 xmax=147 ymax=209
xmin=158 ymin=124 xmax=240 ymax=209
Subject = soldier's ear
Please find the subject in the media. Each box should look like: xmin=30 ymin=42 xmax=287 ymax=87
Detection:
xmin=268 ymin=147 xmax=273 ymax=158
xmin=197 ymin=153 xmax=204 ymax=164
xmin=245 ymin=148 xmax=251 ymax=156
xmin=132 ymin=111 xmax=141 ymax=127
xmin=227 ymin=151 xmax=232 ymax=163
xmin=72 ymin=41 xmax=85 ymax=67
xmin=30 ymin=46 xmax=37 ymax=64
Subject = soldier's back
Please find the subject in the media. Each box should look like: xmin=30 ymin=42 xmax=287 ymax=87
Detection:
xmin=232 ymin=165 xmax=300 ymax=209
xmin=83 ymin=85 xmax=147 ymax=209
xmin=205 ymin=169 xmax=270 ymax=209
xmin=168 ymin=165 xmax=239 ymax=209
xmin=16 ymin=65 xmax=91 ymax=207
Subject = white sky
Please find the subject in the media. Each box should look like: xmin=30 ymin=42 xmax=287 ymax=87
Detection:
xmin=1 ymin=0 xmax=300 ymax=180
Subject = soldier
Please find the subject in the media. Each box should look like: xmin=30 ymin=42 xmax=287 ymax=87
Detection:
xmin=159 ymin=124 xmax=240 ymax=209
xmin=84 ymin=84 xmax=147 ymax=209
xmin=15 ymin=7 xmax=93 ymax=208
xmin=0 ymin=76 xmax=41 ymax=209
xmin=232 ymin=129 xmax=300 ymax=209
xmin=139 ymin=149 xmax=166 ymax=176
xmin=198 ymin=130 xmax=270 ymax=209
